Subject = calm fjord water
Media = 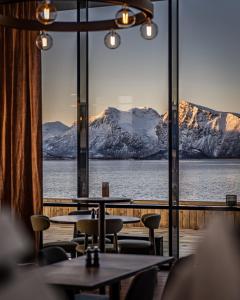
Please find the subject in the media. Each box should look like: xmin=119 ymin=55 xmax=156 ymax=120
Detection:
xmin=43 ymin=159 xmax=240 ymax=201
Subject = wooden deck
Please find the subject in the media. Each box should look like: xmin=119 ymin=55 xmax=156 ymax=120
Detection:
xmin=44 ymin=223 xmax=205 ymax=257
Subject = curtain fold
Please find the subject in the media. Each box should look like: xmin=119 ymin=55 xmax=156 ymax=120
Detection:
xmin=0 ymin=2 xmax=42 ymax=251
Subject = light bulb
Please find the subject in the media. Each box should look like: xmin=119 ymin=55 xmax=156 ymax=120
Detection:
xmin=42 ymin=36 xmax=48 ymax=48
xmin=146 ymin=24 xmax=152 ymax=37
xmin=115 ymin=5 xmax=136 ymax=28
xmin=43 ymin=7 xmax=50 ymax=20
xmin=36 ymin=32 xmax=53 ymax=51
xmin=122 ymin=10 xmax=129 ymax=25
xmin=110 ymin=35 xmax=116 ymax=47
xmin=140 ymin=19 xmax=158 ymax=40
xmin=104 ymin=30 xmax=121 ymax=49
xmin=36 ymin=0 xmax=57 ymax=25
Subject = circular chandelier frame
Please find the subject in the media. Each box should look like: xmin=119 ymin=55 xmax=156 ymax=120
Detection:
xmin=0 ymin=0 xmax=153 ymax=31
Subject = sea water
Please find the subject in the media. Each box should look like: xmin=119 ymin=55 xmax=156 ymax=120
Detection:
xmin=43 ymin=159 xmax=240 ymax=201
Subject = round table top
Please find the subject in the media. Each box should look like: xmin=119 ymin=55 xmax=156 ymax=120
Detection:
xmin=50 ymin=214 xmax=140 ymax=225
xmin=73 ymin=197 xmax=132 ymax=204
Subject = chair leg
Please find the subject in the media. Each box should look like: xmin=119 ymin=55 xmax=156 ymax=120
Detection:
xmin=99 ymin=287 xmax=106 ymax=295
xmin=113 ymin=234 xmax=119 ymax=253
xmin=110 ymin=282 xmax=121 ymax=300
xmin=84 ymin=234 xmax=89 ymax=250
xmin=149 ymin=229 xmax=156 ymax=255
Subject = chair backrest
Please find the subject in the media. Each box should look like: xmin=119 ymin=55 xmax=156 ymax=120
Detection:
xmin=38 ymin=246 xmax=69 ymax=266
xmin=31 ymin=215 xmax=50 ymax=232
xmin=161 ymin=255 xmax=194 ymax=300
xmin=77 ymin=218 xmax=123 ymax=235
xmin=125 ymin=268 xmax=158 ymax=300
xmin=68 ymin=210 xmax=91 ymax=216
xmin=141 ymin=214 xmax=161 ymax=254
xmin=77 ymin=218 xmax=123 ymax=251
xmin=141 ymin=214 xmax=161 ymax=229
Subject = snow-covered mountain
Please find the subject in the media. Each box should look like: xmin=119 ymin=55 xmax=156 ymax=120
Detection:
xmin=42 ymin=101 xmax=240 ymax=159
xmin=42 ymin=121 xmax=70 ymax=142
xmin=89 ymin=107 xmax=161 ymax=159
xmin=178 ymin=100 xmax=240 ymax=158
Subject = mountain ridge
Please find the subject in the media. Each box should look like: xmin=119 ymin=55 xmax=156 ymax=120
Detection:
xmin=43 ymin=100 xmax=240 ymax=160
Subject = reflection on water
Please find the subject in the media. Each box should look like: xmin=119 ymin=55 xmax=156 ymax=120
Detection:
xmin=43 ymin=159 xmax=240 ymax=201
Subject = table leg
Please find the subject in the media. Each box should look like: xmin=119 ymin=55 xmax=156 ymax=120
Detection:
xmin=110 ymin=282 xmax=121 ymax=300
xmin=99 ymin=287 xmax=106 ymax=295
xmin=98 ymin=202 xmax=106 ymax=253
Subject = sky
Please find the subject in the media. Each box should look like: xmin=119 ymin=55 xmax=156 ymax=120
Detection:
xmin=42 ymin=0 xmax=240 ymax=125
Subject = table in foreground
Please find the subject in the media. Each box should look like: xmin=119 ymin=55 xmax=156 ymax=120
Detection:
xmin=44 ymin=254 xmax=174 ymax=300
xmin=73 ymin=198 xmax=132 ymax=252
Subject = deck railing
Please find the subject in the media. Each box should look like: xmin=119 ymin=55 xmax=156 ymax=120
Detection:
xmin=43 ymin=199 xmax=240 ymax=230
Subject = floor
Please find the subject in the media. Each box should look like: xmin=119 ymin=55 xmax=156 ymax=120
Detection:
xmin=44 ymin=224 xmax=205 ymax=257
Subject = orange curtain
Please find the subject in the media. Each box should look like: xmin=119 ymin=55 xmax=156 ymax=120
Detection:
xmin=0 ymin=2 xmax=42 ymax=250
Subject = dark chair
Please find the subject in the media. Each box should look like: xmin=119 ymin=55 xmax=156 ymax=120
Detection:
xmin=75 ymin=219 xmax=123 ymax=254
xmin=38 ymin=246 xmax=69 ymax=266
xmin=118 ymin=213 xmax=161 ymax=255
xmin=125 ymin=267 xmax=158 ymax=300
xmin=38 ymin=246 xmax=79 ymax=299
xmin=75 ymin=268 xmax=158 ymax=300
xmin=31 ymin=215 xmax=78 ymax=257
xmin=161 ymin=255 xmax=194 ymax=300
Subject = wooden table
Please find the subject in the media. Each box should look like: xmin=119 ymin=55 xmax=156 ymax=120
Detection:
xmin=44 ymin=254 xmax=174 ymax=300
xmin=50 ymin=214 xmax=140 ymax=225
xmin=73 ymin=198 xmax=131 ymax=252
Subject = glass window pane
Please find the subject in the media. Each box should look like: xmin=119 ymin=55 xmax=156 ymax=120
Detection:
xmin=42 ymin=10 xmax=77 ymax=198
xmin=88 ymin=1 xmax=169 ymax=200
xmin=179 ymin=0 xmax=240 ymax=257
xmin=179 ymin=0 xmax=240 ymax=203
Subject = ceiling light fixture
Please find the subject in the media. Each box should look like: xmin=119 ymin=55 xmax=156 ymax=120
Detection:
xmin=0 ymin=0 xmax=158 ymax=50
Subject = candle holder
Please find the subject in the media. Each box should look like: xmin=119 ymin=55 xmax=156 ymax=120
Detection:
xmin=226 ymin=195 xmax=237 ymax=207
xmin=102 ymin=182 xmax=109 ymax=197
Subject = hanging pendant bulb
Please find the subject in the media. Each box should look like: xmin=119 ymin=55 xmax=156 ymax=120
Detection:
xmin=36 ymin=32 xmax=53 ymax=50
xmin=104 ymin=30 xmax=121 ymax=49
xmin=140 ymin=18 xmax=158 ymax=40
xmin=36 ymin=0 xmax=57 ymax=25
xmin=115 ymin=4 xmax=136 ymax=28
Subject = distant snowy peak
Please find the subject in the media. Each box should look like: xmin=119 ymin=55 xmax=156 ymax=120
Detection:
xmin=42 ymin=121 xmax=70 ymax=142
xmin=179 ymin=100 xmax=240 ymax=126
xmin=178 ymin=100 xmax=240 ymax=158
xmin=91 ymin=106 xmax=160 ymax=123
xmin=43 ymin=123 xmax=77 ymax=159
xmin=179 ymin=100 xmax=240 ymax=131
xmin=89 ymin=106 xmax=162 ymax=159
xmin=91 ymin=106 xmax=161 ymax=130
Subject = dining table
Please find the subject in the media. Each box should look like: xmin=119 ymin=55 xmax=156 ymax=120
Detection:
xmin=72 ymin=197 xmax=132 ymax=252
xmin=44 ymin=253 xmax=174 ymax=300
xmin=50 ymin=213 xmax=140 ymax=252
xmin=50 ymin=214 xmax=140 ymax=225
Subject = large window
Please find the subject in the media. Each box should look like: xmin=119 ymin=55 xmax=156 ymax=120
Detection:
xmin=178 ymin=0 xmax=240 ymax=257
xmin=42 ymin=10 xmax=77 ymax=198
xmin=40 ymin=0 xmax=240 ymax=258
xmin=88 ymin=1 xmax=169 ymax=200
xmin=179 ymin=0 xmax=240 ymax=203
